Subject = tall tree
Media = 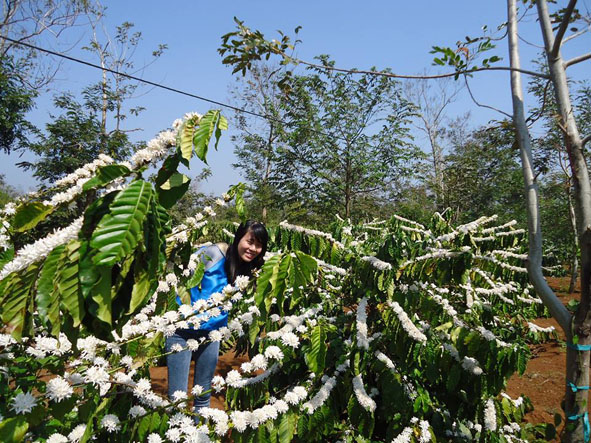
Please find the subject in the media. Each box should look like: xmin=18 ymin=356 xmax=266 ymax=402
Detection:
xmin=18 ymin=92 xmax=129 ymax=184
xmin=442 ymin=121 xmax=526 ymax=224
xmin=230 ymin=63 xmax=286 ymax=224
xmin=403 ymin=76 xmax=463 ymax=210
xmin=0 ymin=0 xmax=88 ymax=88
xmin=0 ymin=56 xmax=35 ymax=153
xmin=506 ymin=2 xmax=591 ymax=440
xmin=81 ymin=4 xmax=167 ymax=153
xmin=274 ymin=56 xmax=420 ymax=222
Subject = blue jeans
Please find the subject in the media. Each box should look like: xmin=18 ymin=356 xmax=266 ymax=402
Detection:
xmin=165 ymin=329 xmax=220 ymax=414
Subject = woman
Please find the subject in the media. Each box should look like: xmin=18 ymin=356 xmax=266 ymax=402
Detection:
xmin=166 ymin=220 xmax=268 ymax=416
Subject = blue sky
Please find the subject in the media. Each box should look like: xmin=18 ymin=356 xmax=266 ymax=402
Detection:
xmin=2 ymin=0 xmax=590 ymax=195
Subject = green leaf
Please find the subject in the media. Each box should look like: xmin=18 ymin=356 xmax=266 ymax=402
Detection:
xmin=186 ymin=261 xmax=205 ymax=289
xmin=128 ymin=265 xmax=153 ymax=314
xmin=270 ymin=254 xmax=291 ymax=315
xmin=0 ymin=247 xmax=14 ymax=273
xmin=79 ymin=241 xmax=112 ymax=325
xmin=36 ymin=244 xmax=66 ymax=334
xmin=155 ymin=153 xmax=181 ymax=188
xmin=214 ymin=115 xmax=228 ymax=151
xmin=58 ymin=241 xmax=84 ymax=327
xmin=305 ymin=324 xmax=327 ymax=374
xmin=0 ymin=416 xmax=29 ymax=442
xmin=138 ymin=412 xmax=161 ymax=441
xmin=160 ymin=173 xmax=190 ymax=190
xmin=1 ymin=263 xmax=39 ymax=339
xmin=179 ymin=120 xmax=196 ymax=165
xmin=278 ymin=411 xmax=297 ymax=443
xmin=235 ymin=184 xmax=246 ymax=221
xmin=255 ymin=254 xmax=281 ymax=315
xmin=90 ymin=180 xmax=153 ymax=266
xmin=12 ymin=201 xmax=53 ymax=232
xmin=82 ymin=164 xmax=131 ymax=191
xmin=193 ymin=110 xmax=226 ymax=163
xmin=157 ymin=175 xmax=190 ymax=210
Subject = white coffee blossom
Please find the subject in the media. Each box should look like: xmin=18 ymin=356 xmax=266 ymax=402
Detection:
xmin=10 ymin=391 xmax=37 ymax=414
xmin=67 ymin=424 xmax=86 ymax=443
xmin=46 ymin=376 xmax=73 ymax=402
xmin=484 ymin=399 xmax=497 ymax=431
xmin=101 ymin=414 xmax=121 ymax=432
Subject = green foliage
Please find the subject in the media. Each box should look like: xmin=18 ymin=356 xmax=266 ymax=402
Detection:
xmin=0 ymin=56 xmax=36 ymax=153
xmin=20 ymin=93 xmax=130 ymax=184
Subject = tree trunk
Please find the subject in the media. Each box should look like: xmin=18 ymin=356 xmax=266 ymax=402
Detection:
xmin=535 ymin=1 xmax=591 ymax=441
xmin=568 ymin=188 xmax=580 ymax=294
xmin=261 ymin=124 xmax=274 ymax=224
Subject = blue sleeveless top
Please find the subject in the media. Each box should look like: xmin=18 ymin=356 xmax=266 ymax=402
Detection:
xmin=176 ymin=244 xmax=229 ymax=331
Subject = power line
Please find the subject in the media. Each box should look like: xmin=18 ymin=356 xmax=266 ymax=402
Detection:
xmin=1 ymin=35 xmax=362 ymax=145
xmin=0 ymin=34 xmax=278 ymax=123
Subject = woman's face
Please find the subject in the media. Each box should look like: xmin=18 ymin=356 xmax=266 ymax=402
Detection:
xmin=237 ymin=230 xmax=263 ymax=263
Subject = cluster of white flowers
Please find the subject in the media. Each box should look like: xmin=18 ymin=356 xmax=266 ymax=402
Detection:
xmin=55 ymin=154 xmax=115 ymax=188
xmin=476 ymin=326 xmax=510 ymax=347
xmin=375 ymin=351 xmax=396 ymax=370
xmin=442 ymin=343 xmax=483 ymax=376
xmin=483 ymin=398 xmax=497 ymax=431
xmin=457 ymin=215 xmax=498 ymax=234
xmin=46 ymin=376 xmax=74 ymax=402
xmin=491 ymin=250 xmax=527 ymax=260
xmin=315 ymin=257 xmax=347 ymax=276
xmin=302 ymin=360 xmax=349 ymax=414
xmin=392 ymin=214 xmax=426 ymax=229
xmin=0 ymin=218 xmax=11 ymax=250
xmin=415 ymin=418 xmax=432 ymax=442
xmin=266 ymin=305 xmax=322 ymax=350
xmin=474 ymin=254 xmax=527 ymax=273
xmin=101 ymin=413 xmax=121 ymax=432
xmin=0 ymin=217 xmax=83 ymax=280
xmin=25 ymin=333 xmax=72 ymax=359
xmin=482 ymin=219 xmax=517 ymax=234
xmin=400 ymin=225 xmax=432 ymax=238
xmin=1 ymin=201 xmax=17 ymax=216
xmin=419 ymin=283 xmax=465 ymax=327
xmin=400 ymin=248 xmax=469 ymax=269
xmin=356 ymin=297 xmax=370 ymax=350
xmin=10 ymin=391 xmax=37 ymax=414
xmin=130 ymin=129 xmax=176 ymax=169
xmin=352 ymin=374 xmax=376 ymax=412
xmin=361 ymin=255 xmax=392 ymax=271
xmin=501 ymin=392 xmax=524 ymax=408
xmin=165 ymin=414 xmax=211 ymax=442
xmin=279 ymin=220 xmax=344 ymax=249
xmin=387 ymin=301 xmax=427 ymax=344
xmin=199 ymin=385 xmax=308 ymax=436
xmin=391 ymin=426 xmax=413 ymax=443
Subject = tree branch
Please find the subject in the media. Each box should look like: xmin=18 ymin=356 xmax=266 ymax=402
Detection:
xmin=564 ymin=52 xmax=591 ymax=68
xmin=552 ymin=0 xmax=578 ymax=57
xmin=292 ymin=56 xmax=550 ymax=80
xmin=463 ymin=75 xmax=512 ymax=118
xmin=583 ymin=134 xmax=591 ymax=147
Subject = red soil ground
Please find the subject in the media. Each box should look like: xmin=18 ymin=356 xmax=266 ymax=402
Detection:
xmin=149 ymin=276 xmax=579 ymax=436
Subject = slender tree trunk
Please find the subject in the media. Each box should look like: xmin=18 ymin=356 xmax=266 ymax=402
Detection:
xmin=568 ymin=188 xmax=580 ymax=294
xmin=261 ymin=124 xmax=274 ymax=224
xmin=344 ymin=147 xmax=352 ymax=219
xmin=427 ymin=127 xmax=443 ymax=209
xmin=536 ymin=1 xmax=591 ymax=441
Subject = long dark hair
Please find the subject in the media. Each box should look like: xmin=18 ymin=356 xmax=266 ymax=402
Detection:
xmin=225 ymin=220 xmax=268 ymax=284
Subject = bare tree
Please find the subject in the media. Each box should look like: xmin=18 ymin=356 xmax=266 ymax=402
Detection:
xmin=404 ymin=76 xmax=463 ymax=210
xmin=0 ymin=0 xmax=88 ymax=88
